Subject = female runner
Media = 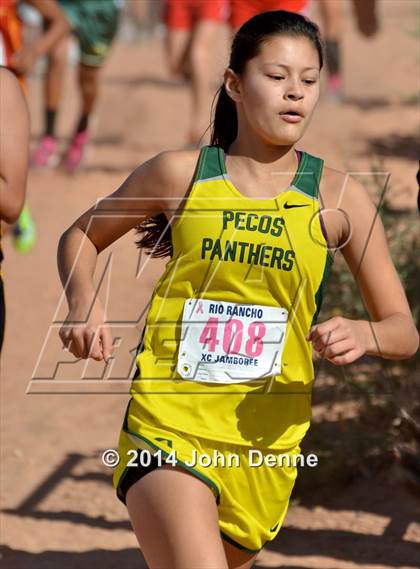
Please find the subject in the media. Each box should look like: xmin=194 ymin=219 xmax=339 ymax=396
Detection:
xmin=58 ymin=11 xmax=419 ymax=569
xmin=0 ymin=67 xmax=29 ymax=353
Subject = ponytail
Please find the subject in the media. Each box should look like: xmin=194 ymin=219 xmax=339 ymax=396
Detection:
xmin=210 ymin=84 xmax=238 ymax=152
xmin=135 ymin=213 xmax=172 ymax=258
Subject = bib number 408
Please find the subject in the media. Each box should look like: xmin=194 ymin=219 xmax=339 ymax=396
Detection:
xmin=199 ymin=317 xmax=266 ymax=357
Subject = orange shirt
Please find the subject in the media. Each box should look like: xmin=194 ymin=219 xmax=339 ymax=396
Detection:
xmin=0 ymin=0 xmax=22 ymax=65
xmin=0 ymin=0 xmax=26 ymax=88
xmin=229 ymin=0 xmax=309 ymax=29
xmin=164 ymin=0 xmax=228 ymax=30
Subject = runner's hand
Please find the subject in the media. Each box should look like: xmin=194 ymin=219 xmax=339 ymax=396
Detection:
xmin=59 ymin=299 xmax=113 ymax=361
xmin=10 ymin=48 xmax=37 ymax=75
xmin=306 ymin=316 xmax=368 ymax=365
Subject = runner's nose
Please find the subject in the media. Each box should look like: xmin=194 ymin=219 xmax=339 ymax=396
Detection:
xmin=285 ymin=80 xmax=304 ymax=101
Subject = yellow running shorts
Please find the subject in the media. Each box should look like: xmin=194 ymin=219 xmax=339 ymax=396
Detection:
xmin=113 ymin=415 xmax=301 ymax=553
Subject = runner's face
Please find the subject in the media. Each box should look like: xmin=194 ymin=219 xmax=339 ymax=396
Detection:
xmin=238 ymin=35 xmax=320 ymax=145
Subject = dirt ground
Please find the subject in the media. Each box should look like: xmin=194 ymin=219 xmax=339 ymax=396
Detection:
xmin=1 ymin=1 xmax=419 ymax=568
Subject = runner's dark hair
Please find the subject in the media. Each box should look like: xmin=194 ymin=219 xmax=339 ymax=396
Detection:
xmin=135 ymin=10 xmax=324 ymax=258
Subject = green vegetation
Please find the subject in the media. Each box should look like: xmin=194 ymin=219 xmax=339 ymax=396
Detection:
xmin=297 ymin=173 xmax=419 ymax=493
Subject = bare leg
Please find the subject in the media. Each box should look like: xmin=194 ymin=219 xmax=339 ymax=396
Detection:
xmin=126 ymin=465 xmax=228 ymax=568
xmin=318 ymin=0 xmax=343 ymax=98
xmin=45 ymin=35 xmax=69 ymax=111
xmin=63 ymin=63 xmax=100 ymax=169
xmin=318 ymin=0 xmax=342 ymax=39
xmin=78 ymin=63 xmax=100 ymax=118
xmin=165 ymin=28 xmax=191 ymax=78
xmin=351 ymin=0 xmax=378 ymax=37
xmin=31 ymin=35 xmax=69 ymax=166
xmin=223 ymin=540 xmax=258 ymax=569
xmin=188 ymin=20 xmax=221 ymax=145
xmin=62 ymin=63 xmax=99 ymax=171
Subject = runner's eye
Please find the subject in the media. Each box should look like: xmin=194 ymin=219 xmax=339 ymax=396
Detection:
xmin=302 ymin=79 xmax=317 ymax=85
xmin=267 ymin=75 xmax=285 ymax=81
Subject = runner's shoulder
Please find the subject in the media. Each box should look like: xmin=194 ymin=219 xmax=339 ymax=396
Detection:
xmin=320 ymin=163 xmax=374 ymax=212
xmin=147 ymin=148 xmax=202 ymax=198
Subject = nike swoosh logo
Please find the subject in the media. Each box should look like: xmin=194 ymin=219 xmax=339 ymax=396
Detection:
xmin=270 ymin=522 xmax=279 ymax=532
xmin=284 ymin=202 xmax=310 ymax=209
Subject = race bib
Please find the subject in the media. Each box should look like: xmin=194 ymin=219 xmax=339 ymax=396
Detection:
xmin=176 ymin=298 xmax=288 ymax=384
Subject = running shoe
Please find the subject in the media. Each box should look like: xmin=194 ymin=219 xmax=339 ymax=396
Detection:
xmin=63 ymin=130 xmax=89 ymax=173
xmin=31 ymin=136 xmax=58 ymax=168
xmin=12 ymin=204 xmax=36 ymax=254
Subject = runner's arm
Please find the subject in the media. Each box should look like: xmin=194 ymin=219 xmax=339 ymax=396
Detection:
xmin=57 ymin=151 xmax=177 ymax=307
xmin=321 ymin=177 xmax=418 ymax=360
xmin=58 ymin=150 xmax=197 ymax=359
xmin=0 ymin=69 xmax=29 ymax=223
xmin=10 ymin=0 xmax=70 ymax=75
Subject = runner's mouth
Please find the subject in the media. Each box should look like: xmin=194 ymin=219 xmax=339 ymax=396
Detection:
xmin=279 ymin=111 xmax=304 ymax=123
xmin=280 ymin=110 xmax=304 ymax=117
